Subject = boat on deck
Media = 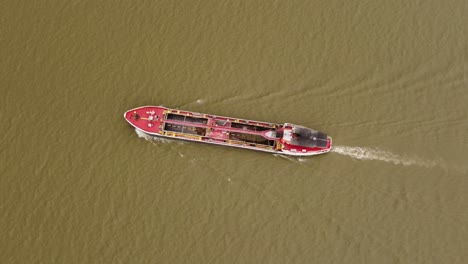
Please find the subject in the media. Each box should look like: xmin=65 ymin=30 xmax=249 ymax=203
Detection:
xmin=124 ymin=106 xmax=332 ymax=156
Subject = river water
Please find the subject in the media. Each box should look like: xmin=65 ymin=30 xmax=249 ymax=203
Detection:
xmin=1 ymin=0 xmax=467 ymax=263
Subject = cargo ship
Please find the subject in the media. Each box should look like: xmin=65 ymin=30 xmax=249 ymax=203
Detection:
xmin=124 ymin=106 xmax=332 ymax=156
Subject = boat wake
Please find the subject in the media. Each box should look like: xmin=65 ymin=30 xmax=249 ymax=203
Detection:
xmin=178 ymin=98 xmax=206 ymax=108
xmin=134 ymin=129 xmax=185 ymax=157
xmin=274 ymin=154 xmax=310 ymax=165
xmin=135 ymin=129 xmax=152 ymax=140
xmin=134 ymin=128 xmax=182 ymax=145
xmin=133 ymin=129 xmax=467 ymax=173
xmin=331 ymin=145 xmax=437 ymax=168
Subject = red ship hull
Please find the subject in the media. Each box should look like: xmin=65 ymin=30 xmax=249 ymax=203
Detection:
xmin=124 ymin=106 xmax=332 ymax=156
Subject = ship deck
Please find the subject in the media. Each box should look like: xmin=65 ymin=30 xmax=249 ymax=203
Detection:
xmin=125 ymin=106 xmax=280 ymax=149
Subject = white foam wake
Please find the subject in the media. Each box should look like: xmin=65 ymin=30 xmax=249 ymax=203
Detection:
xmin=134 ymin=128 xmax=176 ymax=144
xmin=135 ymin=129 xmax=152 ymax=140
xmin=134 ymin=128 xmax=186 ymax=157
xmin=178 ymin=98 xmax=206 ymax=108
xmin=332 ymin=145 xmax=437 ymax=168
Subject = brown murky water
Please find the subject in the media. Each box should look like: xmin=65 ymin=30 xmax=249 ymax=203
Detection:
xmin=1 ymin=0 xmax=467 ymax=263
